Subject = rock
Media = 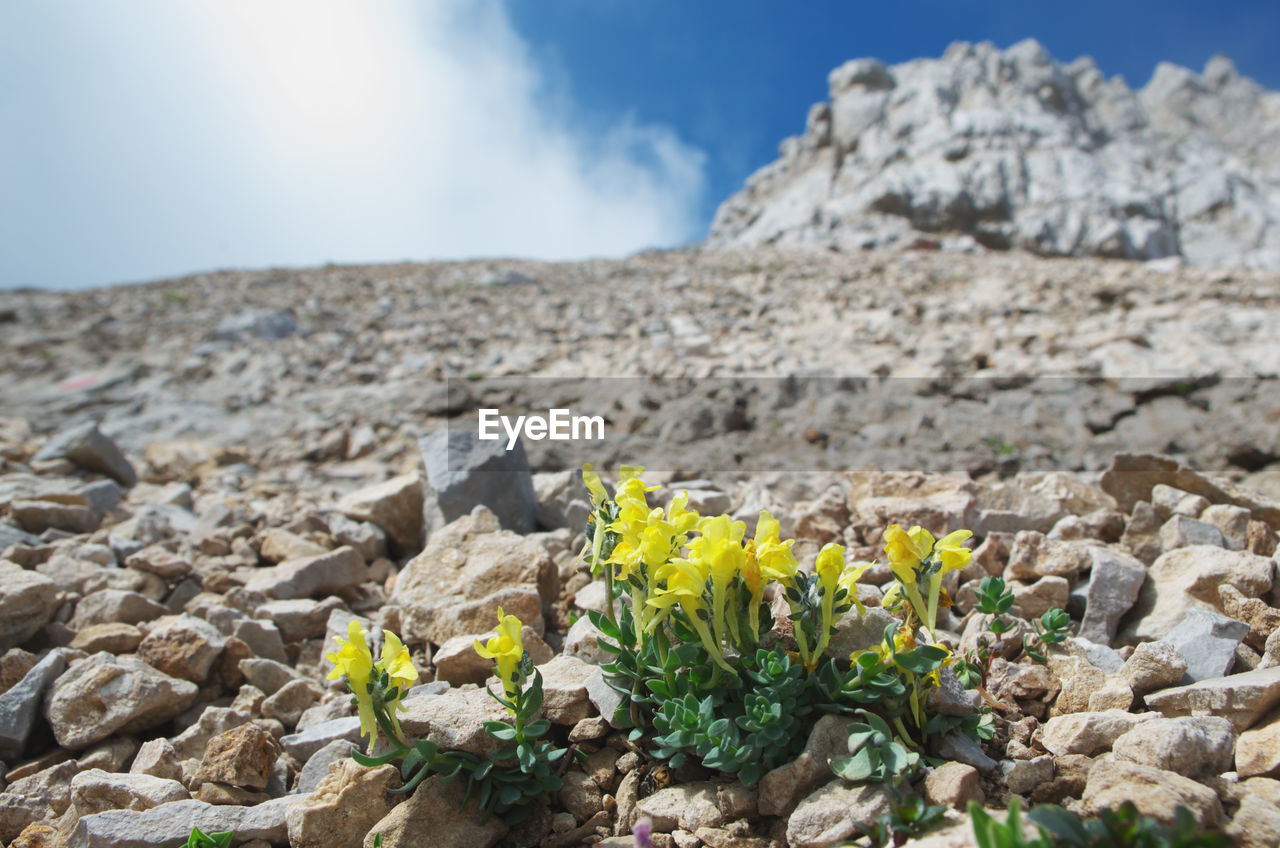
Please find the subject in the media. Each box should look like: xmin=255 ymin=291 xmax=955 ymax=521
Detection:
xmin=1012 ymin=575 xmax=1069 ymax=619
xmin=78 ymin=737 xmax=139 ymax=773
xmin=1203 ymin=504 xmax=1252 ymax=550
xmin=195 ymin=724 xmax=282 ymax=790
xmin=1121 ymin=640 xmax=1188 ymax=695
xmin=44 ymin=652 xmax=198 ymax=749
xmin=926 ymin=667 xmax=982 ymax=717
xmin=758 ymin=714 xmax=856 ymax=817
xmin=70 ymin=622 xmax=145 ymax=654
xmin=336 ymin=473 xmax=424 ymax=557
xmin=1151 ymin=484 xmax=1211 ymax=520
xmin=65 ymin=796 xmax=300 ymax=848
xmin=1238 ymin=711 xmax=1280 ymax=778
xmin=325 ymin=514 xmax=388 ymax=563
xmin=1161 ymin=607 xmax=1249 ymax=682
xmin=170 ymin=706 xmax=252 ymax=760
xmin=1004 ymin=532 xmax=1092 ymax=581
xmin=923 ymin=762 xmax=983 ymax=809
xmin=362 ymin=773 xmax=506 ymax=848
xmin=1111 ymin=715 xmax=1236 ymax=777
xmin=827 ymin=607 xmax=897 ymax=657
xmin=259 ymin=598 xmax=347 ymax=643
xmin=33 ymin=422 xmax=136 ymax=487
xmin=1101 ymin=454 xmax=1280 ymax=522
xmin=1040 ymin=710 xmax=1158 ymax=756
xmin=537 ymin=655 xmax=597 ymax=725
xmin=0 ymin=562 xmax=58 ymax=650
xmin=11 ymin=500 xmax=98 ymax=534
xmin=1000 ymin=755 xmax=1054 ymax=796
xmin=1159 ymin=514 xmax=1226 ymax=551
xmin=238 ymin=657 xmax=303 ymax=696
xmin=392 ymin=507 xmax=557 ymax=644
xmin=293 ymin=739 xmax=352 ymax=795
xmin=634 ymin=781 xmax=756 ymax=833
xmin=419 ymin=429 xmax=537 ymax=537
xmin=785 ymin=780 xmax=892 ymax=848
xmin=260 ymin=679 xmax=318 ymax=728
xmin=286 ymin=759 xmax=397 ymax=848
xmin=397 ymin=687 xmax=514 ymax=758
xmin=63 ymin=768 xmax=189 ymax=819
xmin=130 ymin=738 xmax=183 ymax=783
xmin=1082 ymin=759 xmax=1223 ymax=828
xmin=1227 ymin=794 xmax=1280 ymax=848
xmin=1119 ymin=546 xmax=1273 ymax=644
xmin=1220 ymin=583 xmax=1280 ymax=649
xmin=934 ymin=732 xmax=997 ymax=773
xmin=562 ymin=614 xmax=613 ymax=665
xmin=0 ymin=650 xmax=66 ymax=760
xmin=557 ymin=769 xmax=604 ymax=823
xmin=243 ymin=546 xmax=368 ymax=600
xmin=137 ymin=614 xmax=226 ymax=683
xmin=1145 ymin=665 xmax=1280 ymax=732
xmin=1087 ymin=676 xmax=1135 ymax=711
xmin=585 ymin=666 xmax=625 ymax=727
xmin=210 ymin=308 xmax=297 ymax=342
xmin=1078 ymin=547 xmax=1145 ymax=645
xmin=257 ymin=529 xmax=327 ymax=563
xmin=69 ymin=589 xmax=168 ymax=631
xmin=280 ymin=716 xmax=364 ymax=763
xmin=0 ymin=760 xmax=78 ymax=843
xmin=708 ymin=42 xmax=1280 ymax=270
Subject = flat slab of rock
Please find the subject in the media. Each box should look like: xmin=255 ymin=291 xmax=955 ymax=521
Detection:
xmin=1162 ymin=608 xmax=1249 ymax=683
xmin=1078 ymin=547 xmax=1145 ymax=645
xmin=1145 ymin=665 xmax=1280 ymax=732
xmin=244 ymin=547 xmax=367 ymax=600
xmin=66 ymin=796 xmax=301 ymax=848
xmin=1082 ymin=758 xmax=1223 ymax=828
xmin=44 ymin=652 xmax=199 ymax=749
xmin=280 ymin=716 xmax=364 ymax=763
xmin=1040 ymin=710 xmax=1159 ymax=756
xmin=785 ymin=780 xmax=892 ymax=848
xmin=1111 ymin=715 xmax=1236 ymax=777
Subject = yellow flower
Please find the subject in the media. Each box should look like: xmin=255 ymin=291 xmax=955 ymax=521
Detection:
xmin=883 ymin=524 xmax=935 ymax=586
xmin=838 ymin=561 xmax=874 ymax=616
xmin=474 ymin=607 xmax=525 ymax=700
xmin=326 ymin=620 xmax=377 ymax=745
xmin=378 ymin=630 xmax=418 ymax=692
xmin=688 ymin=515 xmax=746 ymax=649
xmin=933 ymin=530 xmax=974 ymax=574
xmin=648 ymin=557 xmax=733 ymax=673
xmin=752 ymin=511 xmax=797 ymax=584
xmin=582 ymin=463 xmax=608 ymax=508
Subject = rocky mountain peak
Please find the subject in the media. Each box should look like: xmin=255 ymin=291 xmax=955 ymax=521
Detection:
xmin=708 ymin=39 xmax=1280 ymax=268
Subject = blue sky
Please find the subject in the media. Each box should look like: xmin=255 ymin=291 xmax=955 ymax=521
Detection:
xmin=2 ymin=1 xmax=1277 ymax=291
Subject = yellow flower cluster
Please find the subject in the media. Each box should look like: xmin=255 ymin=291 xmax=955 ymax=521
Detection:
xmin=584 ymin=465 xmax=875 ymax=673
xmin=474 ymin=607 xmax=526 ymax=701
xmin=326 ymin=620 xmax=418 ymax=748
xmin=882 ymin=524 xmax=973 ymax=636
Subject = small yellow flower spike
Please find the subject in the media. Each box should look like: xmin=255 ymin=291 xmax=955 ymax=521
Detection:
xmin=811 ymin=543 xmax=846 ymax=667
xmin=378 ymin=630 xmax=418 ymax=692
xmin=689 ymin=515 xmax=747 ymax=650
xmin=648 ymin=558 xmax=734 ymax=673
xmin=753 ymin=511 xmax=797 ymax=584
xmin=582 ymin=463 xmax=608 ymax=508
xmin=475 ymin=607 xmax=525 ymax=701
xmin=326 ymin=620 xmax=377 ymax=745
xmin=933 ymin=530 xmax=974 ymax=573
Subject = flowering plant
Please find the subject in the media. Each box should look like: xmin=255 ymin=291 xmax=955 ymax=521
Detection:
xmin=325 ymin=610 xmax=572 ymax=825
xmin=579 ymin=464 xmax=986 ymax=784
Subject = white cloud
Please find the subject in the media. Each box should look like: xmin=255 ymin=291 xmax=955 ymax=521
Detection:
xmin=0 ymin=0 xmax=707 ymax=289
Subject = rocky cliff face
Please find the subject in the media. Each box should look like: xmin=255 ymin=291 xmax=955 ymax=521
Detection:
xmin=708 ymin=39 xmax=1280 ymax=268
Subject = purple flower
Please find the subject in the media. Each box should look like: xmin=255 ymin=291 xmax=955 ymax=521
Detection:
xmin=632 ymin=816 xmax=653 ymax=848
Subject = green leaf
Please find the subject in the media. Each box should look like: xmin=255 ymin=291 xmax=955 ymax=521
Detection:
xmin=484 ymin=721 xmax=519 ymax=742
xmin=523 ymin=719 xmax=551 ymax=738
xmin=351 ymin=747 xmax=404 ymax=767
xmin=586 ymin=609 xmax=621 ymax=641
